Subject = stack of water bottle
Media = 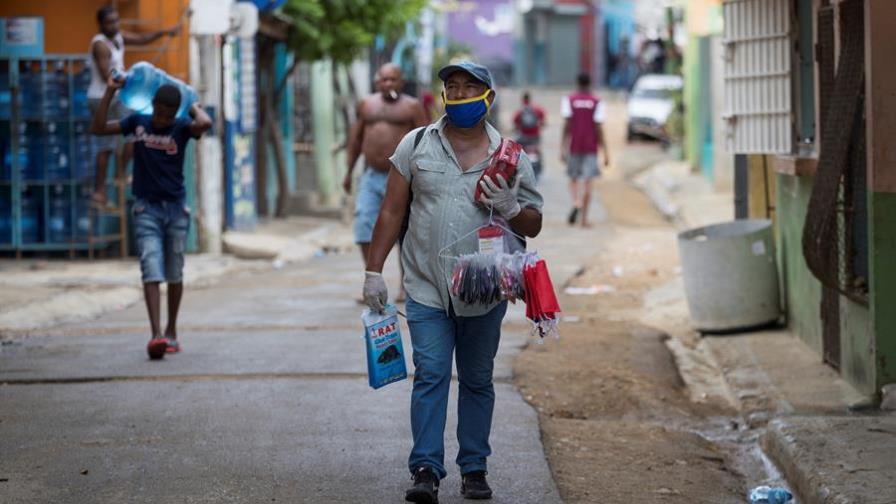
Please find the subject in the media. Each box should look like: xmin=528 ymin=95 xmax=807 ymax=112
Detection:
xmin=0 ymin=59 xmax=94 ymax=246
xmin=0 ymin=59 xmax=193 ymax=247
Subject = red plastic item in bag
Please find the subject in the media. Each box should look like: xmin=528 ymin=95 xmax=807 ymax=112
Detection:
xmin=475 ymin=139 xmax=523 ymax=205
xmin=523 ymin=259 xmax=561 ymax=338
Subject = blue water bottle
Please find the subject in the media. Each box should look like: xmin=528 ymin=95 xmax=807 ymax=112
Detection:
xmin=73 ymin=66 xmax=91 ymax=118
xmin=49 ymin=184 xmax=71 ymax=242
xmin=749 ymin=486 xmax=793 ymax=504
xmin=114 ymin=62 xmax=197 ymax=119
xmin=42 ymin=61 xmax=69 ymax=118
xmin=20 ymin=188 xmax=41 ymax=244
xmin=0 ymin=69 xmax=11 ymax=119
xmin=0 ymin=188 xmax=11 ymax=243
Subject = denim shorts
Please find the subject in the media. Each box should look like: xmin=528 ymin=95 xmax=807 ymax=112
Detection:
xmin=353 ymin=168 xmax=389 ymax=244
xmin=133 ymin=198 xmax=190 ymax=284
xmin=567 ymin=153 xmax=600 ymax=180
xmin=88 ymin=97 xmax=130 ymax=153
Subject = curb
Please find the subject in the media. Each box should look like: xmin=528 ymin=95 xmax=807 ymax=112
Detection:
xmin=761 ymin=419 xmax=839 ymax=504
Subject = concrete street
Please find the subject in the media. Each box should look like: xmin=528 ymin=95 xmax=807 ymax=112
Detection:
xmin=0 ymin=87 xmax=618 ymax=504
xmin=5 ymin=87 xmax=889 ymax=504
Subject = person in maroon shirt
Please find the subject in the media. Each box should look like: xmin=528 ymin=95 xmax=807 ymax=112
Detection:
xmin=561 ymin=73 xmax=610 ymax=227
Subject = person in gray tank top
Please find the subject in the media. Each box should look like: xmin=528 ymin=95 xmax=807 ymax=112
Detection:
xmin=88 ymin=5 xmax=181 ymax=207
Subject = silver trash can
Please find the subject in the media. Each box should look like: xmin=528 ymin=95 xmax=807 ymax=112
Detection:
xmin=677 ymin=219 xmax=781 ymax=332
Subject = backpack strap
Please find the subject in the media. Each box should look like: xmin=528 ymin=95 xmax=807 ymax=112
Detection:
xmin=399 ymin=126 xmax=427 ymax=246
xmin=412 ymin=126 xmax=426 ymax=150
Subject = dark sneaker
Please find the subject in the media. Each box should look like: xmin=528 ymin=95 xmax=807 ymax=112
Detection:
xmin=165 ymin=338 xmax=180 ymax=354
xmin=147 ymin=338 xmax=168 ymax=360
xmin=567 ymin=207 xmax=579 ymax=225
xmin=405 ymin=466 xmax=439 ymax=504
xmin=461 ymin=471 xmax=492 ymax=500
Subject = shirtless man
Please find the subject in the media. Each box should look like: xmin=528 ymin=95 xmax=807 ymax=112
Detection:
xmin=344 ymin=64 xmax=428 ymax=296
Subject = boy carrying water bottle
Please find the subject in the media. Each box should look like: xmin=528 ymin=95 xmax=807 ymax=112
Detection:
xmin=91 ymin=75 xmax=212 ymax=359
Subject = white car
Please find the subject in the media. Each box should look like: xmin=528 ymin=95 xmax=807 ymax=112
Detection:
xmin=626 ymin=74 xmax=683 ymax=143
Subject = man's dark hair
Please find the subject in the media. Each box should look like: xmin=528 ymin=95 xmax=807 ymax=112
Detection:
xmin=522 ymin=91 xmax=531 ymax=101
xmin=577 ymin=73 xmax=591 ymax=88
xmin=97 ymin=5 xmax=116 ymax=25
xmin=153 ymin=84 xmax=182 ymax=110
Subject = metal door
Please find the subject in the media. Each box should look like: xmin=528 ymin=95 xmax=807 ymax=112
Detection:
xmin=547 ymin=14 xmax=580 ymax=86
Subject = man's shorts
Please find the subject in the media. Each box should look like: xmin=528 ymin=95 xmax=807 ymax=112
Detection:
xmin=354 ymin=168 xmax=389 ymax=244
xmin=88 ymin=97 xmax=130 ymax=153
xmin=133 ymin=199 xmax=190 ymax=284
xmin=567 ymin=153 xmax=600 ymax=180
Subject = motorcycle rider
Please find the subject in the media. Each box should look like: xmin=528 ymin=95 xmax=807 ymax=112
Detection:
xmin=512 ymin=91 xmax=546 ymax=180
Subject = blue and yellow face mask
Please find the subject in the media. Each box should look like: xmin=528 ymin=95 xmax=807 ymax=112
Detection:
xmin=442 ymin=89 xmax=493 ymax=128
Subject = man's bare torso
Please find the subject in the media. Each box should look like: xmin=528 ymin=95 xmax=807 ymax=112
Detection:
xmin=360 ymin=93 xmax=422 ymax=172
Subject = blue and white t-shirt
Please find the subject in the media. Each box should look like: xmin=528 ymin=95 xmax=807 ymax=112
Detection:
xmin=120 ymin=114 xmax=195 ymax=202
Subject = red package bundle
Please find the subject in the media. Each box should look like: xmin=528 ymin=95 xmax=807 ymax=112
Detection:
xmin=475 ymin=138 xmax=523 ymax=205
xmin=523 ymin=259 xmax=561 ymax=338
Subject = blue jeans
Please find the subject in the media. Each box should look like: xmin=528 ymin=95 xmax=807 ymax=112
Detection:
xmin=405 ymin=297 xmax=508 ymax=479
xmin=353 ymin=168 xmax=388 ymax=244
xmin=133 ymin=198 xmax=190 ymax=284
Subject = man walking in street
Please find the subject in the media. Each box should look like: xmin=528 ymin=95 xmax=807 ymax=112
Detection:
xmin=344 ymin=63 xmax=428 ymax=300
xmin=362 ymin=62 xmax=543 ymax=503
xmin=512 ymin=91 xmax=546 ymax=179
xmin=561 ymin=72 xmax=610 ymax=227
xmin=88 ymin=5 xmax=182 ymax=206
xmin=91 ymin=76 xmax=211 ymax=359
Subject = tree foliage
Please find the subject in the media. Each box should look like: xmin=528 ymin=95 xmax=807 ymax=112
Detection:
xmin=283 ymin=0 xmax=426 ymax=63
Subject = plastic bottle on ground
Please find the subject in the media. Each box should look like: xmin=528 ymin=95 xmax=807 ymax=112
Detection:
xmin=749 ymin=485 xmax=793 ymax=504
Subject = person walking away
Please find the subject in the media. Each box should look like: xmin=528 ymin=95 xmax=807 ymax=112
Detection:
xmin=344 ymin=63 xmax=428 ymax=301
xmin=91 ymin=77 xmax=211 ymax=359
xmin=512 ymin=91 xmax=546 ymax=180
xmin=561 ymin=73 xmax=609 ymax=227
xmin=88 ymin=5 xmax=182 ymax=207
xmin=363 ymin=61 xmax=543 ymax=503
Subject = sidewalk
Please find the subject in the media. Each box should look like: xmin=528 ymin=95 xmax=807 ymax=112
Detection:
xmin=632 ymin=158 xmax=733 ymax=229
xmin=0 ymin=215 xmax=351 ymax=337
xmin=633 ymin=158 xmax=893 ymax=504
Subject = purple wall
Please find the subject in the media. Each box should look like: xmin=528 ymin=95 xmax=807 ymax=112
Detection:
xmin=446 ymin=0 xmax=515 ymax=63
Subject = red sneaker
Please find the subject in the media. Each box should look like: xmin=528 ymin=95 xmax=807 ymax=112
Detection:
xmin=165 ymin=338 xmax=180 ymax=354
xmin=147 ymin=337 xmax=168 ymax=360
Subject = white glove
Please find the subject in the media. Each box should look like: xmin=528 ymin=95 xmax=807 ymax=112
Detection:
xmin=479 ymin=174 xmax=522 ymax=219
xmin=363 ymin=271 xmax=388 ymax=313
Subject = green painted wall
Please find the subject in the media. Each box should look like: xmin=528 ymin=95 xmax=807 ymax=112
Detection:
xmin=777 ymin=173 xmax=878 ymax=396
xmin=683 ymin=35 xmax=701 ymax=170
xmin=277 ymin=44 xmax=297 ymax=194
xmin=871 ymin=191 xmax=896 ymax=389
xmin=776 ymin=173 xmax=824 ymax=353
xmin=840 ymin=297 xmax=874 ymax=394
xmin=184 ymin=144 xmax=197 ymax=252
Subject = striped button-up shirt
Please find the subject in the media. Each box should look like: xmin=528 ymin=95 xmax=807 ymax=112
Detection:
xmin=389 ymin=116 xmax=544 ymax=317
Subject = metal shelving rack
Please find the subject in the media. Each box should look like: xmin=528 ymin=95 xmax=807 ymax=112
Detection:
xmin=0 ymin=55 xmax=127 ymax=258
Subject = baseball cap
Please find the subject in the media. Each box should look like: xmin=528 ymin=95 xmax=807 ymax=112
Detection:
xmin=438 ymin=61 xmax=493 ymax=89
